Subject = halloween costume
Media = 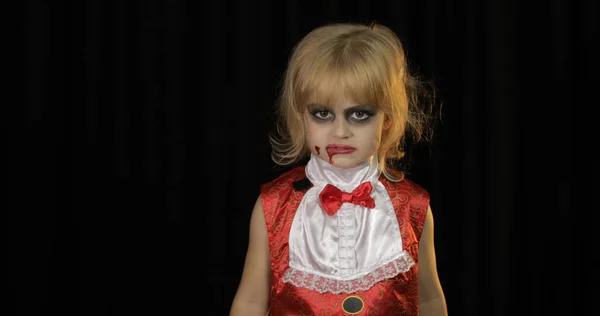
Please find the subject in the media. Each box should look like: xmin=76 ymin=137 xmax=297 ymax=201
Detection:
xmin=261 ymin=155 xmax=429 ymax=315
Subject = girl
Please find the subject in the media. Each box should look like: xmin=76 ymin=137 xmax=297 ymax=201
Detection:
xmin=230 ymin=22 xmax=447 ymax=316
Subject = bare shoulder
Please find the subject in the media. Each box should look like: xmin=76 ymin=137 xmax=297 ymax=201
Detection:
xmin=249 ymin=196 xmax=267 ymax=237
xmin=418 ymin=205 xmax=448 ymax=314
xmin=229 ymin=195 xmax=270 ymax=316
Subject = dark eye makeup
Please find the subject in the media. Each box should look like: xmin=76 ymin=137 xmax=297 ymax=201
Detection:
xmin=308 ymin=104 xmax=377 ymax=123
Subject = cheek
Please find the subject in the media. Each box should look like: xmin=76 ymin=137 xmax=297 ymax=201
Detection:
xmin=364 ymin=119 xmax=384 ymax=136
xmin=370 ymin=132 xmax=383 ymax=148
xmin=362 ymin=123 xmax=385 ymax=149
xmin=304 ymin=121 xmax=323 ymax=146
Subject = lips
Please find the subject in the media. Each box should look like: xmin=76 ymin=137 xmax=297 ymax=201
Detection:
xmin=326 ymin=145 xmax=356 ymax=154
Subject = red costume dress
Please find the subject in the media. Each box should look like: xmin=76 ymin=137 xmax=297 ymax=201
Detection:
xmin=261 ymin=156 xmax=429 ymax=315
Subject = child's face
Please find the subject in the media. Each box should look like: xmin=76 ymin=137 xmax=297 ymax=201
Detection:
xmin=304 ymin=96 xmax=386 ymax=168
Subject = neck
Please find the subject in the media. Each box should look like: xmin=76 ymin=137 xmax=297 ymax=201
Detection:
xmin=306 ymin=153 xmax=381 ymax=191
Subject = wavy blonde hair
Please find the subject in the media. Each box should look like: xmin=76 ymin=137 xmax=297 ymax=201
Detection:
xmin=270 ymin=23 xmax=435 ymax=181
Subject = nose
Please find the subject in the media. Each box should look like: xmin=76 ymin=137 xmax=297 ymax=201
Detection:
xmin=333 ymin=119 xmax=352 ymax=139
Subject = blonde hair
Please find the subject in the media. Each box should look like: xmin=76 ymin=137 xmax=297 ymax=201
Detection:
xmin=270 ymin=22 xmax=435 ymax=181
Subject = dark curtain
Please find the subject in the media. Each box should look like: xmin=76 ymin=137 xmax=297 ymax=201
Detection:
xmin=15 ymin=0 xmax=598 ymax=315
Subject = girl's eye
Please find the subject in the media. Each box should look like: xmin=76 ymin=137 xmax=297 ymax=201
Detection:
xmin=312 ymin=110 xmax=333 ymax=120
xmin=350 ymin=110 xmax=372 ymax=121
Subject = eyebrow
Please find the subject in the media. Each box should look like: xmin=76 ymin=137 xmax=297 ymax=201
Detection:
xmin=307 ymin=103 xmax=376 ymax=113
xmin=307 ymin=104 xmax=377 ymax=120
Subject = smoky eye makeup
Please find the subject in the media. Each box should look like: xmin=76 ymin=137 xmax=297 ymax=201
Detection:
xmin=307 ymin=104 xmax=378 ymax=123
xmin=307 ymin=105 xmax=334 ymax=121
xmin=346 ymin=107 xmax=377 ymax=122
xmin=309 ymin=110 xmax=332 ymax=121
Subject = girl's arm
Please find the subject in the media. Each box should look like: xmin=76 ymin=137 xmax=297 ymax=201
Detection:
xmin=230 ymin=197 xmax=271 ymax=316
xmin=418 ymin=206 xmax=448 ymax=315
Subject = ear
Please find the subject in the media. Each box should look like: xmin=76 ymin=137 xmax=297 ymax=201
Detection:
xmin=383 ymin=116 xmax=392 ymax=130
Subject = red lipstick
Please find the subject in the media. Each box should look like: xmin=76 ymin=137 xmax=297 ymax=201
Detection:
xmin=325 ymin=144 xmax=356 ymax=164
xmin=326 ymin=144 xmax=356 ymax=154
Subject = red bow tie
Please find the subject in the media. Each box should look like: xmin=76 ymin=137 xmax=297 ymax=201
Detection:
xmin=318 ymin=182 xmax=376 ymax=216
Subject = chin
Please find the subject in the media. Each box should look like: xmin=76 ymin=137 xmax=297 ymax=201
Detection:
xmin=328 ymin=156 xmax=364 ymax=168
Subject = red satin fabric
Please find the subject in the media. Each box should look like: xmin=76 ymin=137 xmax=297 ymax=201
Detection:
xmin=318 ymin=182 xmax=376 ymax=216
xmin=260 ymin=166 xmax=430 ymax=316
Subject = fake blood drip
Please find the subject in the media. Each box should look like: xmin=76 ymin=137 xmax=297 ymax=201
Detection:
xmin=316 ymin=145 xmax=335 ymax=164
xmin=326 ymin=150 xmax=336 ymax=165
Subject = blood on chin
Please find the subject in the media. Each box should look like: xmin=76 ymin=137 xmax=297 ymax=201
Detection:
xmin=312 ymin=147 xmax=361 ymax=166
xmin=323 ymin=153 xmax=358 ymax=166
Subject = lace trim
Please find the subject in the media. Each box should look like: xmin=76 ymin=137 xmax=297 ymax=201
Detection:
xmin=282 ymin=253 xmax=415 ymax=294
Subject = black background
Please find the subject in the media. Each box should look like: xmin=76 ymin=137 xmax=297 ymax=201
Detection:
xmin=14 ymin=1 xmax=598 ymax=315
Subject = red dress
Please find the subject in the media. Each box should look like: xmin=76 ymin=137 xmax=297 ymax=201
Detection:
xmin=260 ymin=166 xmax=430 ymax=316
